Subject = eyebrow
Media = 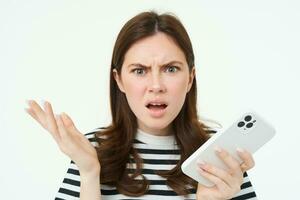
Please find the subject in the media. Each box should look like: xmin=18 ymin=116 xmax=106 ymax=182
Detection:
xmin=127 ymin=61 xmax=184 ymax=68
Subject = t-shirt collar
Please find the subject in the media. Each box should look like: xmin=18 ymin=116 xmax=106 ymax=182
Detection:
xmin=136 ymin=128 xmax=176 ymax=145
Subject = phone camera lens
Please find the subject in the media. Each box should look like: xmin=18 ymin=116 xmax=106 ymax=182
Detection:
xmin=238 ymin=121 xmax=245 ymax=127
xmin=246 ymin=122 xmax=253 ymax=128
xmin=244 ymin=115 xmax=252 ymax=122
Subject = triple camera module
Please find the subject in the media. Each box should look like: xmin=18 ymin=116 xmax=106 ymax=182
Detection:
xmin=237 ymin=114 xmax=257 ymax=131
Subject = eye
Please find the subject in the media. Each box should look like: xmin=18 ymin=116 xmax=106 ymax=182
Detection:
xmin=166 ymin=65 xmax=179 ymax=73
xmin=132 ymin=68 xmax=146 ymax=75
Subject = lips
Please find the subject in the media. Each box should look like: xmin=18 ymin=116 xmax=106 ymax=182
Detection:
xmin=145 ymin=100 xmax=168 ymax=118
xmin=145 ymin=100 xmax=168 ymax=109
xmin=146 ymin=104 xmax=168 ymax=109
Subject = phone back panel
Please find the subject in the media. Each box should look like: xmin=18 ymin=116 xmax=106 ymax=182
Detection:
xmin=181 ymin=111 xmax=276 ymax=186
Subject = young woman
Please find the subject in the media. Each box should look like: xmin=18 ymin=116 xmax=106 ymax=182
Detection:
xmin=25 ymin=11 xmax=257 ymax=200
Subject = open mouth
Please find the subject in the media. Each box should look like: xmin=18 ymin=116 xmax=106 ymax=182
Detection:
xmin=145 ymin=102 xmax=168 ymax=117
xmin=146 ymin=103 xmax=168 ymax=109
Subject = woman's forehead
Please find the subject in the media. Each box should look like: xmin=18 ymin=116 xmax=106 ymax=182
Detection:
xmin=123 ymin=33 xmax=186 ymax=66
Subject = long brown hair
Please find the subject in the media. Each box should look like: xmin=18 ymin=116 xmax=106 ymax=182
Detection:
xmin=95 ymin=10 xmax=217 ymax=196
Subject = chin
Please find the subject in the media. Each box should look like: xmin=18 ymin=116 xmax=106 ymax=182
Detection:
xmin=141 ymin=119 xmax=171 ymax=131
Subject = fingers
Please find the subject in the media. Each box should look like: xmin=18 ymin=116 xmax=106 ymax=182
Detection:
xmin=197 ymin=148 xmax=244 ymax=197
xmin=237 ymin=148 xmax=255 ymax=172
xmin=214 ymin=147 xmax=255 ymax=173
xmin=60 ymin=113 xmax=82 ymax=139
xmin=55 ymin=114 xmax=74 ymax=156
xmin=44 ymin=101 xmax=60 ymax=140
xmin=61 ymin=112 xmax=78 ymax=133
xmin=25 ymin=99 xmax=61 ymax=143
xmin=215 ymin=147 xmax=243 ymax=177
xmin=26 ymin=100 xmax=46 ymax=127
xmin=55 ymin=114 xmax=69 ymax=140
xmin=25 ymin=106 xmax=39 ymax=123
xmin=60 ymin=113 xmax=92 ymax=147
xmin=197 ymin=161 xmax=232 ymax=190
xmin=196 ymin=164 xmax=241 ymax=199
xmin=196 ymin=148 xmax=255 ymax=199
xmin=213 ymin=147 xmax=244 ymax=190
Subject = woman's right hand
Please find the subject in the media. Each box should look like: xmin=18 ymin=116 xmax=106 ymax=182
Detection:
xmin=25 ymin=99 xmax=100 ymax=176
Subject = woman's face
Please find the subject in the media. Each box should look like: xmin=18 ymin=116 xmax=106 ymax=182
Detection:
xmin=113 ymin=32 xmax=195 ymax=136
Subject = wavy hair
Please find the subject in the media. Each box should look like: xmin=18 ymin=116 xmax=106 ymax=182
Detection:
xmin=95 ymin=10 xmax=217 ymax=196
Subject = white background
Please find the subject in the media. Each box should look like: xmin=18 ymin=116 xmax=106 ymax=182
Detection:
xmin=0 ymin=0 xmax=299 ymax=199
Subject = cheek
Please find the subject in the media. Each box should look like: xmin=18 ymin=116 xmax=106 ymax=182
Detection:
xmin=167 ymin=78 xmax=189 ymax=108
xmin=168 ymin=78 xmax=188 ymax=96
xmin=124 ymin=79 xmax=145 ymax=104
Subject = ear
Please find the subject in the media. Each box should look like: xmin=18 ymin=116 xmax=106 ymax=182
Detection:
xmin=112 ymin=68 xmax=125 ymax=93
xmin=187 ymin=66 xmax=195 ymax=93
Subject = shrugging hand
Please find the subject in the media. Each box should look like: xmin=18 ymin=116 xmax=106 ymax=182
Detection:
xmin=25 ymin=99 xmax=100 ymax=176
xmin=196 ymin=147 xmax=255 ymax=200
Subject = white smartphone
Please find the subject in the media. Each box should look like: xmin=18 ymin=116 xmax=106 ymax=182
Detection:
xmin=181 ymin=110 xmax=276 ymax=187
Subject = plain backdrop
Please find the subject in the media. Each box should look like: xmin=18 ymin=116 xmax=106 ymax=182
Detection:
xmin=1 ymin=0 xmax=299 ymax=199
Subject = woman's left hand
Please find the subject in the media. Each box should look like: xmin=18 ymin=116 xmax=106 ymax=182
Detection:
xmin=196 ymin=147 xmax=255 ymax=200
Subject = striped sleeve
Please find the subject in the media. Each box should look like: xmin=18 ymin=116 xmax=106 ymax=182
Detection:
xmin=54 ymin=129 xmax=100 ymax=200
xmin=230 ymin=172 xmax=257 ymax=200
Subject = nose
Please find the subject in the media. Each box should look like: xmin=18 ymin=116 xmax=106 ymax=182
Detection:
xmin=148 ymin=72 xmax=166 ymax=93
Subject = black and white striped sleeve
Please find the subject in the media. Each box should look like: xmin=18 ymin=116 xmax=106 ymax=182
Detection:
xmin=230 ymin=172 xmax=257 ymax=200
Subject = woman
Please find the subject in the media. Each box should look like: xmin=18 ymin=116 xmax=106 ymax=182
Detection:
xmin=25 ymin=11 xmax=256 ymax=200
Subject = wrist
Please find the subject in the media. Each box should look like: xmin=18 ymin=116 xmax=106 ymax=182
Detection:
xmin=197 ymin=194 xmax=220 ymax=200
xmin=80 ymin=170 xmax=100 ymax=182
xmin=80 ymin=164 xmax=101 ymax=179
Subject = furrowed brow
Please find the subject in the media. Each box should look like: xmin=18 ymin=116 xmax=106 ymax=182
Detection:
xmin=127 ymin=61 xmax=183 ymax=68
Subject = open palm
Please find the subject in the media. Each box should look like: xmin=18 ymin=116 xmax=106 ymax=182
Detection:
xmin=25 ymin=100 xmax=100 ymax=175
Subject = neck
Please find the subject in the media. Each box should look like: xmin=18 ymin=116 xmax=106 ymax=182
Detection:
xmin=137 ymin=126 xmax=172 ymax=136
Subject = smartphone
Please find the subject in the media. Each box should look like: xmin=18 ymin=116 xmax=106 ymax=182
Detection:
xmin=181 ymin=110 xmax=276 ymax=187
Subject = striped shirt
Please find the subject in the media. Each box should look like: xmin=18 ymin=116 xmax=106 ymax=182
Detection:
xmin=55 ymin=128 xmax=257 ymax=200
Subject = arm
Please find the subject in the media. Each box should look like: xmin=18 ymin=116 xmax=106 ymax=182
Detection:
xmin=25 ymin=100 xmax=103 ymax=200
xmin=80 ymin=168 xmax=102 ymax=200
xmin=54 ymin=160 xmax=102 ymax=199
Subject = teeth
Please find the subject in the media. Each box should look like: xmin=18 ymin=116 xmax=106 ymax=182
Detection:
xmin=151 ymin=103 xmax=163 ymax=105
xmin=146 ymin=103 xmax=166 ymax=108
